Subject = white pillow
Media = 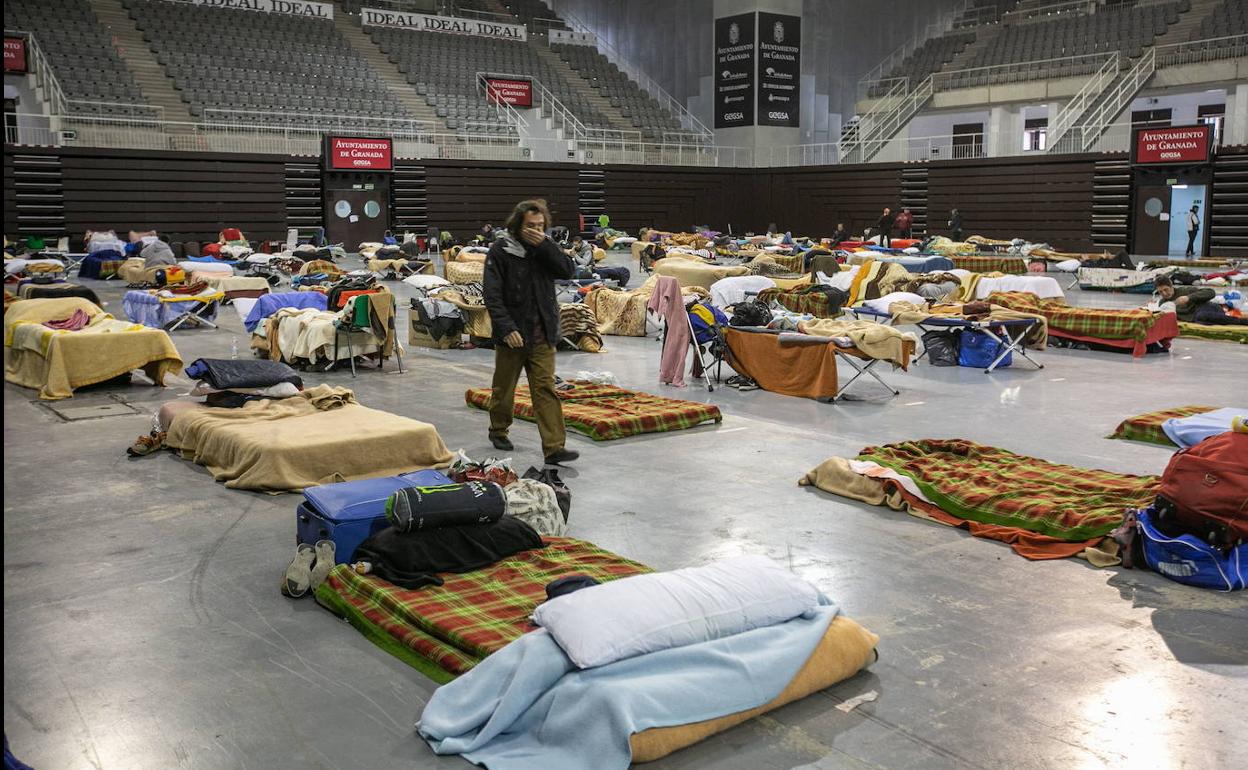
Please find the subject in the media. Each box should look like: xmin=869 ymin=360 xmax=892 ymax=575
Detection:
xmin=863 ymin=291 xmax=926 ymax=313
xmin=404 ymin=274 xmax=451 ymax=290
xmin=531 ymin=555 xmax=820 ymax=669
xmin=1056 ymin=259 xmax=1081 ymax=272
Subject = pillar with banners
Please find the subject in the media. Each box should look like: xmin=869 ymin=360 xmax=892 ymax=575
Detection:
xmin=712 ymin=0 xmax=801 ymax=157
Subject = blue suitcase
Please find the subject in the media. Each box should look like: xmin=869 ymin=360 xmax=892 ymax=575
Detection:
xmin=296 ymin=469 xmax=453 ymax=564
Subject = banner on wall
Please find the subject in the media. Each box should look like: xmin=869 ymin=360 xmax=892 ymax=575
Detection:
xmin=160 ymin=0 xmax=334 ymax=19
xmin=4 ymin=37 xmax=27 ymax=74
xmin=714 ymin=13 xmax=755 ymax=129
xmin=1132 ymin=125 xmax=1213 ymax=165
xmin=482 ymin=77 xmax=533 ymax=108
xmin=549 ymin=29 xmax=596 ymax=46
xmin=324 ymin=136 xmax=394 ymax=171
xmin=756 ymin=12 xmax=800 ymax=127
xmin=361 ymin=8 xmax=528 ymax=41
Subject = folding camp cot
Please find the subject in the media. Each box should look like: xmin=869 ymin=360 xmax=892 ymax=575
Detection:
xmin=847 ymin=306 xmax=1044 ymax=373
xmin=123 ymin=288 xmax=225 ymax=331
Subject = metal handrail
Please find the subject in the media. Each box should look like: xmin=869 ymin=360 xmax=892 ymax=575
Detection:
xmin=474 ymin=75 xmax=533 ymax=134
xmin=1155 ymin=34 xmax=1248 ymax=68
xmin=1046 ymin=52 xmax=1119 ymax=150
xmin=205 ymin=107 xmax=426 ymax=130
xmin=840 ymin=77 xmax=909 ymax=161
xmin=1068 ymin=46 xmax=1156 ymax=153
xmin=5 ymin=29 xmax=68 ymax=115
xmin=857 ymin=0 xmax=974 ymax=101
xmin=545 ymin=0 xmax=712 ymax=142
xmin=1002 ymin=0 xmax=1097 ymax=24
xmin=931 ymin=51 xmax=1116 ymax=91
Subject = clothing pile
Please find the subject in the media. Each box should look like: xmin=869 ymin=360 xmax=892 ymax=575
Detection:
xmin=557 ymin=303 xmax=603 ymax=353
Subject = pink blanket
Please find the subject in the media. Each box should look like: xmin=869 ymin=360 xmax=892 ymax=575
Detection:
xmin=646 ymin=276 xmax=689 ymax=387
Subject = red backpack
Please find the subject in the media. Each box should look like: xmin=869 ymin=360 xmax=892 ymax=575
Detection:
xmin=1155 ymin=431 xmax=1248 ymax=550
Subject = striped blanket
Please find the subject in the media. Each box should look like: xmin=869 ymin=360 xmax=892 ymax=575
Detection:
xmin=1108 ymin=405 xmax=1217 ymax=446
xmin=465 ymin=381 xmax=722 ymax=440
xmin=315 ymin=537 xmax=651 ymax=681
xmin=1178 ymin=322 xmax=1248 ymax=344
xmin=857 ymin=439 xmax=1158 ymax=542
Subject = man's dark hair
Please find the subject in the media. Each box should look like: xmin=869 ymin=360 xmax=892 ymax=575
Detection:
xmin=505 ymin=199 xmax=551 ymax=237
xmin=572 ymin=234 xmax=583 ymax=242
xmin=1155 ymin=274 xmax=1174 ymax=288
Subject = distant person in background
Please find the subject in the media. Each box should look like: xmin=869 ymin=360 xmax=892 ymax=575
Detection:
xmin=895 ymin=207 xmax=914 ymax=239
xmin=949 ymin=208 xmax=963 ymax=241
xmin=1185 ymin=204 xmax=1201 ymax=257
xmin=480 ymin=222 xmax=496 ymax=244
xmin=766 ymin=222 xmax=779 ymax=238
xmin=1154 ymin=275 xmax=1246 ymax=326
xmin=829 ymin=222 xmax=849 ymax=247
xmin=876 ymin=207 xmax=895 ymax=248
xmin=568 ymin=234 xmax=630 ymax=287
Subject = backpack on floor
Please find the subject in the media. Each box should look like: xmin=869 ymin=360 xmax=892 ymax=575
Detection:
xmin=1136 ymin=507 xmax=1246 ymax=591
xmin=958 ymin=329 xmax=1011 ymax=369
xmin=1155 ymin=431 xmax=1248 ymax=551
xmin=921 ymin=330 xmax=960 ymax=366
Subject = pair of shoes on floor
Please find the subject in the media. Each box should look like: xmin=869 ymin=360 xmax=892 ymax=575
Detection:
xmin=281 ymin=540 xmax=336 ymax=598
xmin=724 ymin=375 xmax=759 ymax=391
xmin=126 ymin=430 xmax=166 ymax=457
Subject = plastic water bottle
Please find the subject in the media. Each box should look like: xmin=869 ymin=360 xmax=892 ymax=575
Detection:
xmin=231 ymin=337 xmax=239 ymax=359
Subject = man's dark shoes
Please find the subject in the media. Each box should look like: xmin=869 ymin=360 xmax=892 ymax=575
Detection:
xmin=490 ymin=435 xmax=514 ymax=451
xmin=544 ymin=448 xmax=580 ymax=465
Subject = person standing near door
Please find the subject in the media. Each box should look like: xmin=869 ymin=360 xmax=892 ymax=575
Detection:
xmin=949 ymin=208 xmax=964 ymax=242
xmin=483 ymin=199 xmax=579 ymax=465
xmin=895 ymin=207 xmax=914 ymax=239
xmin=1185 ymin=204 xmax=1201 ymax=257
xmin=876 ymin=207 xmax=895 ymax=248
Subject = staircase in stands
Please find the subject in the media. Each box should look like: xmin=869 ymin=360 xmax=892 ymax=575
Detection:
xmin=86 ymin=0 xmax=196 ymax=126
xmin=577 ymin=170 xmax=606 ymax=238
xmin=472 ymin=0 xmax=641 ymax=137
xmin=333 ymin=11 xmax=447 ymax=132
xmin=1090 ymin=158 xmax=1130 ymax=253
xmin=7 ymin=154 xmax=67 ymax=240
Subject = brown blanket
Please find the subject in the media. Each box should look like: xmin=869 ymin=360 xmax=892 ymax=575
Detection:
xmin=725 ymin=328 xmax=842 ymax=401
xmin=165 ymin=385 xmax=453 ymax=491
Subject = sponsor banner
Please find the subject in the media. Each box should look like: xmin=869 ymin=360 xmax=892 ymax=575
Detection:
xmin=1132 ymin=125 xmax=1212 ymax=165
xmin=756 ymin=12 xmax=800 ymax=127
xmin=325 ymin=136 xmax=394 ymax=171
xmin=714 ymin=13 xmax=755 ymax=129
xmin=4 ymin=37 xmax=27 ymax=74
xmin=361 ymin=8 xmax=528 ymax=41
xmin=549 ymin=29 xmax=596 ymax=46
xmin=160 ymin=0 xmax=334 ymax=19
xmin=483 ymin=77 xmax=533 ymax=108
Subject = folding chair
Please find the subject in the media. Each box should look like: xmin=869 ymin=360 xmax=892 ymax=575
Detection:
xmin=555 ymin=276 xmax=603 ymax=302
xmin=332 ymin=293 xmax=404 ymax=377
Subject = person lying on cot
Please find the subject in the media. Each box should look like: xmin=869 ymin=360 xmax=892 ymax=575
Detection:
xmin=1153 ymin=275 xmax=1248 ymax=326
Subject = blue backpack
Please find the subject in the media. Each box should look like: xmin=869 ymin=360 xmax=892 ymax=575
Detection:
xmin=687 ymin=302 xmax=728 ymax=345
xmin=1137 ymin=507 xmax=1246 ymax=591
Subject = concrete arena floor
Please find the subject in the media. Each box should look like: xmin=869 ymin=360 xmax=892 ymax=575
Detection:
xmin=4 ymin=251 xmax=1247 ymax=770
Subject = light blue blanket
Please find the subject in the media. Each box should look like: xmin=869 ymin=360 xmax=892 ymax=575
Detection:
xmin=1162 ymin=408 xmax=1246 ymax=449
xmin=418 ymin=600 xmax=841 ymax=770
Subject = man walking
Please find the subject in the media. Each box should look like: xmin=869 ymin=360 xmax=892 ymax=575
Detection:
xmin=1185 ymin=204 xmax=1201 ymax=257
xmin=483 ymin=199 xmax=580 ymax=464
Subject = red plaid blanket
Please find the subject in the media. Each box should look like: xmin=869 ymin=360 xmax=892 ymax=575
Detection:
xmin=465 ymin=381 xmax=722 ymax=440
xmin=316 ymin=537 xmax=651 ymax=681
xmin=987 ymin=291 xmax=1164 ymax=342
xmin=950 ymin=255 xmax=1027 ymax=275
xmin=1108 ymin=406 xmax=1217 ymax=447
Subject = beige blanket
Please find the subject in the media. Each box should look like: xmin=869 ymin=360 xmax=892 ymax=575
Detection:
xmin=193 ymin=272 xmax=270 ymax=293
xmin=165 ymin=385 xmax=454 ymax=491
xmin=261 ymin=307 xmax=383 ymax=363
xmin=795 ymin=318 xmax=917 ymax=367
xmin=583 ymin=276 xmax=709 ymax=337
xmin=4 ymin=297 xmax=182 ymax=400
xmin=436 ymin=290 xmax=492 ymax=338
xmin=654 ymin=257 xmax=750 ymax=290
xmin=446 ymin=261 xmax=485 ymax=284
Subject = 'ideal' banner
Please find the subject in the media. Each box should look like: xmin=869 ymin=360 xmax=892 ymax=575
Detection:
xmin=483 ymin=77 xmax=533 ymax=108
xmin=159 ymin=0 xmax=334 ymax=19
xmin=325 ymin=136 xmax=394 ymax=171
xmin=756 ymin=12 xmax=800 ymax=127
xmin=1132 ymin=125 xmax=1213 ymax=166
xmin=4 ymin=37 xmax=27 ymax=74
xmin=361 ymin=8 xmax=528 ymax=41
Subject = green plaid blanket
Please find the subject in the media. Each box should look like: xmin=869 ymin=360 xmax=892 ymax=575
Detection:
xmin=950 ymin=255 xmax=1027 ymax=275
xmin=1108 ymin=405 xmax=1217 ymax=446
xmin=857 ymin=439 xmax=1158 ymax=541
xmin=1178 ymin=322 xmax=1248 ymax=344
xmin=465 ymin=381 xmax=722 ymax=441
xmin=987 ymin=291 xmax=1160 ymax=342
xmin=315 ymin=537 xmax=651 ymax=682
xmin=757 ymin=286 xmax=843 ymax=318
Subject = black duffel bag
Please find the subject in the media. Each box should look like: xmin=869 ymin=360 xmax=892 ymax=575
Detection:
xmin=920 ymin=330 xmax=961 ymax=367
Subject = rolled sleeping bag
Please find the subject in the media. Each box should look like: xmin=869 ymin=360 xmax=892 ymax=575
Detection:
xmin=385 ymin=481 xmax=507 ymax=532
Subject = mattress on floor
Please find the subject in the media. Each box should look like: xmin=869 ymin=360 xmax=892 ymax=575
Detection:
xmin=987 ymin=291 xmax=1177 ymax=356
xmin=164 ymin=385 xmax=453 ymax=491
xmin=464 ymin=381 xmax=723 ymax=440
xmin=314 ymin=537 xmax=652 ymax=681
xmin=1108 ymin=405 xmax=1218 ymax=447
xmin=802 ymin=439 xmax=1158 ymax=560
xmin=1178 ymin=321 xmax=1248 ymax=343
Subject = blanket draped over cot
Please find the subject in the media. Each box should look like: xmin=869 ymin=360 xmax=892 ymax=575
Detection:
xmin=1108 ymin=405 xmax=1217 ymax=446
xmin=948 ymin=255 xmax=1027 ymax=275
xmin=802 ymin=439 xmax=1158 ymax=560
xmin=4 ymin=297 xmax=182 ymax=400
xmin=987 ymin=291 xmax=1178 ymax=356
xmin=315 ymin=537 xmax=652 ymax=682
xmin=759 ymin=260 xmax=912 ymax=317
xmin=465 ymin=381 xmax=722 ymax=440
xmin=653 ymin=256 xmax=751 ymax=290
xmin=165 ymin=385 xmax=453 ymax=491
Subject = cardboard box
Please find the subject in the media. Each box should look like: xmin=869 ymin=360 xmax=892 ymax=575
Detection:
xmin=409 ymin=319 xmax=457 ymax=349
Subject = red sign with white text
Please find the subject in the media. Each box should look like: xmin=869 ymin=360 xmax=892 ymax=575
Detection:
xmin=1132 ymin=125 xmax=1212 ymax=166
xmin=4 ymin=37 xmax=27 ymax=74
xmin=484 ymin=78 xmax=533 ymax=108
xmin=325 ymin=136 xmax=393 ymax=171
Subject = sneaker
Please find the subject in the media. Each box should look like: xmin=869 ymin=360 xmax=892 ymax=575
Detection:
xmin=724 ymin=375 xmax=743 ymax=388
xmin=544 ymin=448 xmax=580 ymax=465
xmin=490 ymin=435 xmax=514 ymax=451
xmin=737 ymin=379 xmax=760 ymax=392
